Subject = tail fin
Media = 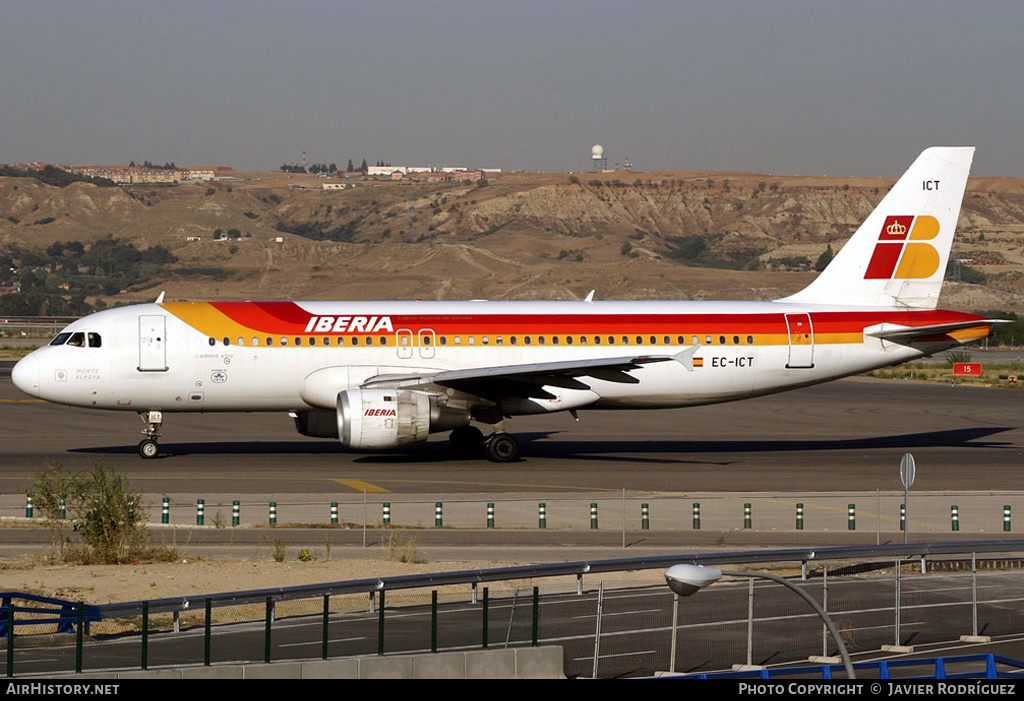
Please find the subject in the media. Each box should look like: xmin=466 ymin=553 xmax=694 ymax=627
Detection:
xmin=780 ymin=146 xmax=974 ymax=309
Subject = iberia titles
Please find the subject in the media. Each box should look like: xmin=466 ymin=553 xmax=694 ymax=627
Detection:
xmin=303 ymin=315 xmax=395 ymax=334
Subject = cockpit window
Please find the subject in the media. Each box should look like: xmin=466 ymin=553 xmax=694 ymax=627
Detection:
xmin=88 ymin=333 xmax=102 ymax=348
xmin=50 ymin=332 xmax=72 ymax=346
xmin=66 ymin=332 xmax=86 ymax=347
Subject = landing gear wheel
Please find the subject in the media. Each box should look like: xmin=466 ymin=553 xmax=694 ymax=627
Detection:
xmin=138 ymin=438 xmax=161 ymax=459
xmin=484 ymin=432 xmax=519 ymax=463
xmin=449 ymin=426 xmax=485 ymax=458
xmin=137 ymin=411 xmax=164 ymax=460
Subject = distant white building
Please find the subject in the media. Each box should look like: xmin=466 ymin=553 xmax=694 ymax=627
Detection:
xmin=367 ymin=166 xmax=407 ymax=176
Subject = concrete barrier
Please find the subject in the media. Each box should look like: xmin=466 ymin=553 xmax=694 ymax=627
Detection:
xmin=71 ymin=646 xmax=565 ymax=680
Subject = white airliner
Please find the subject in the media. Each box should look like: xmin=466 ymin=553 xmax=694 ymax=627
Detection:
xmin=11 ymin=147 xmax=1002 ymax=462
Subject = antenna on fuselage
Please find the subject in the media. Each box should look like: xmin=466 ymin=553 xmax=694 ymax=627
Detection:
xmin=584 ymin=290 xmax=595 ymax=302
xmin=155 ymin=291 xmax=166 ymax=304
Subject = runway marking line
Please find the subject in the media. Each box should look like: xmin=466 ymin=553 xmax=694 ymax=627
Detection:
xmin=0 ymin=399 xmax=44 ymax=403
xmin=333 ymin=479 xmax=390 ymax=493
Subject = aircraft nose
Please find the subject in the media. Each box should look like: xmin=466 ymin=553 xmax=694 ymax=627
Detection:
xmin=11 ymin=353 xmax=40 ymax=398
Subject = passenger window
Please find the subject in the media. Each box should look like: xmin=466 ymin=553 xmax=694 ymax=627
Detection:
xmin=352 ymin=337 xmax=359 ymax=346
xmin=692 ymin=336 xmax=699 ymax=345
xmin=454 ymin=336 xmax=462 ymax=346
xmin=594 ymin=336 xmax=601 ymax=345
xmin=511 ymin=336 xmax=518 ymax=345
xmin=539 ymin=336 xmax=546 ymax=345
xmin=482 ymin=336 xmax=489 ymax=345
xmin=719 ymin=335 xmax=726 ymax=345
xmin=468 ymin=337 xmax=475 ymax=345
xmin=579 ymin=336 xmax=587 ymax=345
xmin=608 ymin=336 xmax=615 ymax=345
xmin=566 ymin=336 xmax=573 ymax=345
xmin=266 ymin=337 xmax=273 ymax=346
xmin=237 ymin=337 xmax=245 ymax=346
xmin=223 ymin=337 xmax=230 ymax=346
xmin=252 ymin=337 xmax=259 ymax=346
xmin=88 ymin=333 xmax=102 ymax=348
xmin=295 ymin=337 xmax=302 ymax=346
xmin=747 ymin=335 xmax=754 ymax=345
xmin=552 ymin=336 xmax=559 ymax=345
xmin=209 ymin=337 xmax=216 ymax=347
xmin=440 ymin=336 xmax=448 ymax=346
xmin=281 ymin=338 xmax=288 ymax=346
xmin=733 ymin=336 xmax=740 ymax=345
xmin=705 ymin=335 xmax=713 ymax=345
xmin=622 ymin=336 xmax=629 ymax=345
xmin=524 ymin=336 xmax=532 ymax=345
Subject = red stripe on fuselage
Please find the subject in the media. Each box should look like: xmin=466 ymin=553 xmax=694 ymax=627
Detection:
xmin=198 ymin=304 xmax=983 ymax=336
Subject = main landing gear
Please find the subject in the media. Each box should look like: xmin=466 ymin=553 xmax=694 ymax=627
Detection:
xmin=138 ymin=411 xmax=163 ymax=459
xmin=448 ymin=426 xmax=520 ymax=462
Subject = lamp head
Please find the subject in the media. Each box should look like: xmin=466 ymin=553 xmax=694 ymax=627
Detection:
xmin=664 ymin=564 xmax=723 ymax=596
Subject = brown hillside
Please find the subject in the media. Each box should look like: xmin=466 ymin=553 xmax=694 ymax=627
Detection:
xmin=2 ymin=170 xmax=1023 ymax=312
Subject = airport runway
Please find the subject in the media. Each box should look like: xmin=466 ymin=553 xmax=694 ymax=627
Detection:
xmin=1 ymin=360 xmax=1021 ymax=496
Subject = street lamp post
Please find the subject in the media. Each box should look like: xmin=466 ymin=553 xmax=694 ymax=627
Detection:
xmin=664 ymin=564 xmax=856 ymax=679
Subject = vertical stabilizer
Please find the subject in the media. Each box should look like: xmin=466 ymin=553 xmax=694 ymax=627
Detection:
xmin=780 ymin=147 xmax=974 ymax=309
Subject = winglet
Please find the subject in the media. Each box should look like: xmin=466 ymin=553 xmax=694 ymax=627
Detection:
xmin=673 ymin=344 xmax=702 ymax=372
xmin=155 ymin=291 xmax=166 ymax=304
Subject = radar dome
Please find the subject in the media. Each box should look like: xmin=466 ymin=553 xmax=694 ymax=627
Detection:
xmin=592 ymin=144 xmax=604 ymax=158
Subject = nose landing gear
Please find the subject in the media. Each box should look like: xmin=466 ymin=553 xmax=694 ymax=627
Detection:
xmin=138 ymin=411 xmax=163 ymax=459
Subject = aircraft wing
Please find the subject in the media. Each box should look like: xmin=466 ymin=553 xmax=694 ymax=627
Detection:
xmin=361 ymin=347 xmax=700 ymax=400
xmin=864 ymin=319 xmax=1007 ymax=344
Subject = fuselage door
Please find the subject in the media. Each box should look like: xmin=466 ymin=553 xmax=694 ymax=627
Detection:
xmin=784 ymin=312 xmax=814 ymax=368
xmin=418 ymin=328 xmax=436 ymax=359
xmin=138 ymin=315 xmax=168 ymax=372
xmin=396 ymin=329 xmax=414 ymax=359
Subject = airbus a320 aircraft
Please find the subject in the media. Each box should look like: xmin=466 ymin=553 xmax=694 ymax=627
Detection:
xmin=12 ymin=147 xmax=1002 ymax=462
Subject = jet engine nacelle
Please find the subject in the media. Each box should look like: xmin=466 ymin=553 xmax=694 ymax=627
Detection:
xmin=336 ymin=388 xmax=470 ymax=450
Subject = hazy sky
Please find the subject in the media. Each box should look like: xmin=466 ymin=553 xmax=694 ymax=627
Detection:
xmin=3 ymin=1 xmax=1023 ymax=177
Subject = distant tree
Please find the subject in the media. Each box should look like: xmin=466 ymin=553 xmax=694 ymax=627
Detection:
xmin=347 ymin=159 xmax=354 ymax=172
xmin=814 ymin=244 xmax=834 ymax=272
xmin=360 ymin=158 xmax=368 ymax=173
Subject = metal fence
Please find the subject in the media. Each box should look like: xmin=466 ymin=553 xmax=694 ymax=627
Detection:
xmin=4 ymin=542 xmax=1024 ymax=678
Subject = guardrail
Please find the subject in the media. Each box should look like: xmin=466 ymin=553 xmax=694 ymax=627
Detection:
xmin=89 ymin=540 xmax=1024 ymax=619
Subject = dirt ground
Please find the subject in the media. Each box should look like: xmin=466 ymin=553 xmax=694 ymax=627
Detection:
xmin=0 ymin=556 xmax=504 ymax=604
xmin=0 ymin=553 xmax=663 ymax=605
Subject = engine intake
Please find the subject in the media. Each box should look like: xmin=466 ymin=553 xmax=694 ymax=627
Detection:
xmin=337 ymin=389 xmax=469 ymax=449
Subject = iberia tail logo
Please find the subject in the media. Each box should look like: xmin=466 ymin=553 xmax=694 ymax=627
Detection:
xmin=864 ymin=215 xmax=941 ymax=279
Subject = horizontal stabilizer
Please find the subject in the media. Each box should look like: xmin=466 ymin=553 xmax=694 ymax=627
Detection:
xmin=865 ymin=319 xmax=1007 ymax=343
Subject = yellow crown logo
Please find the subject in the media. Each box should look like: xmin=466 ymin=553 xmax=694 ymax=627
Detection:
xmin=886 ymin=220 xmax=907 ymax=237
